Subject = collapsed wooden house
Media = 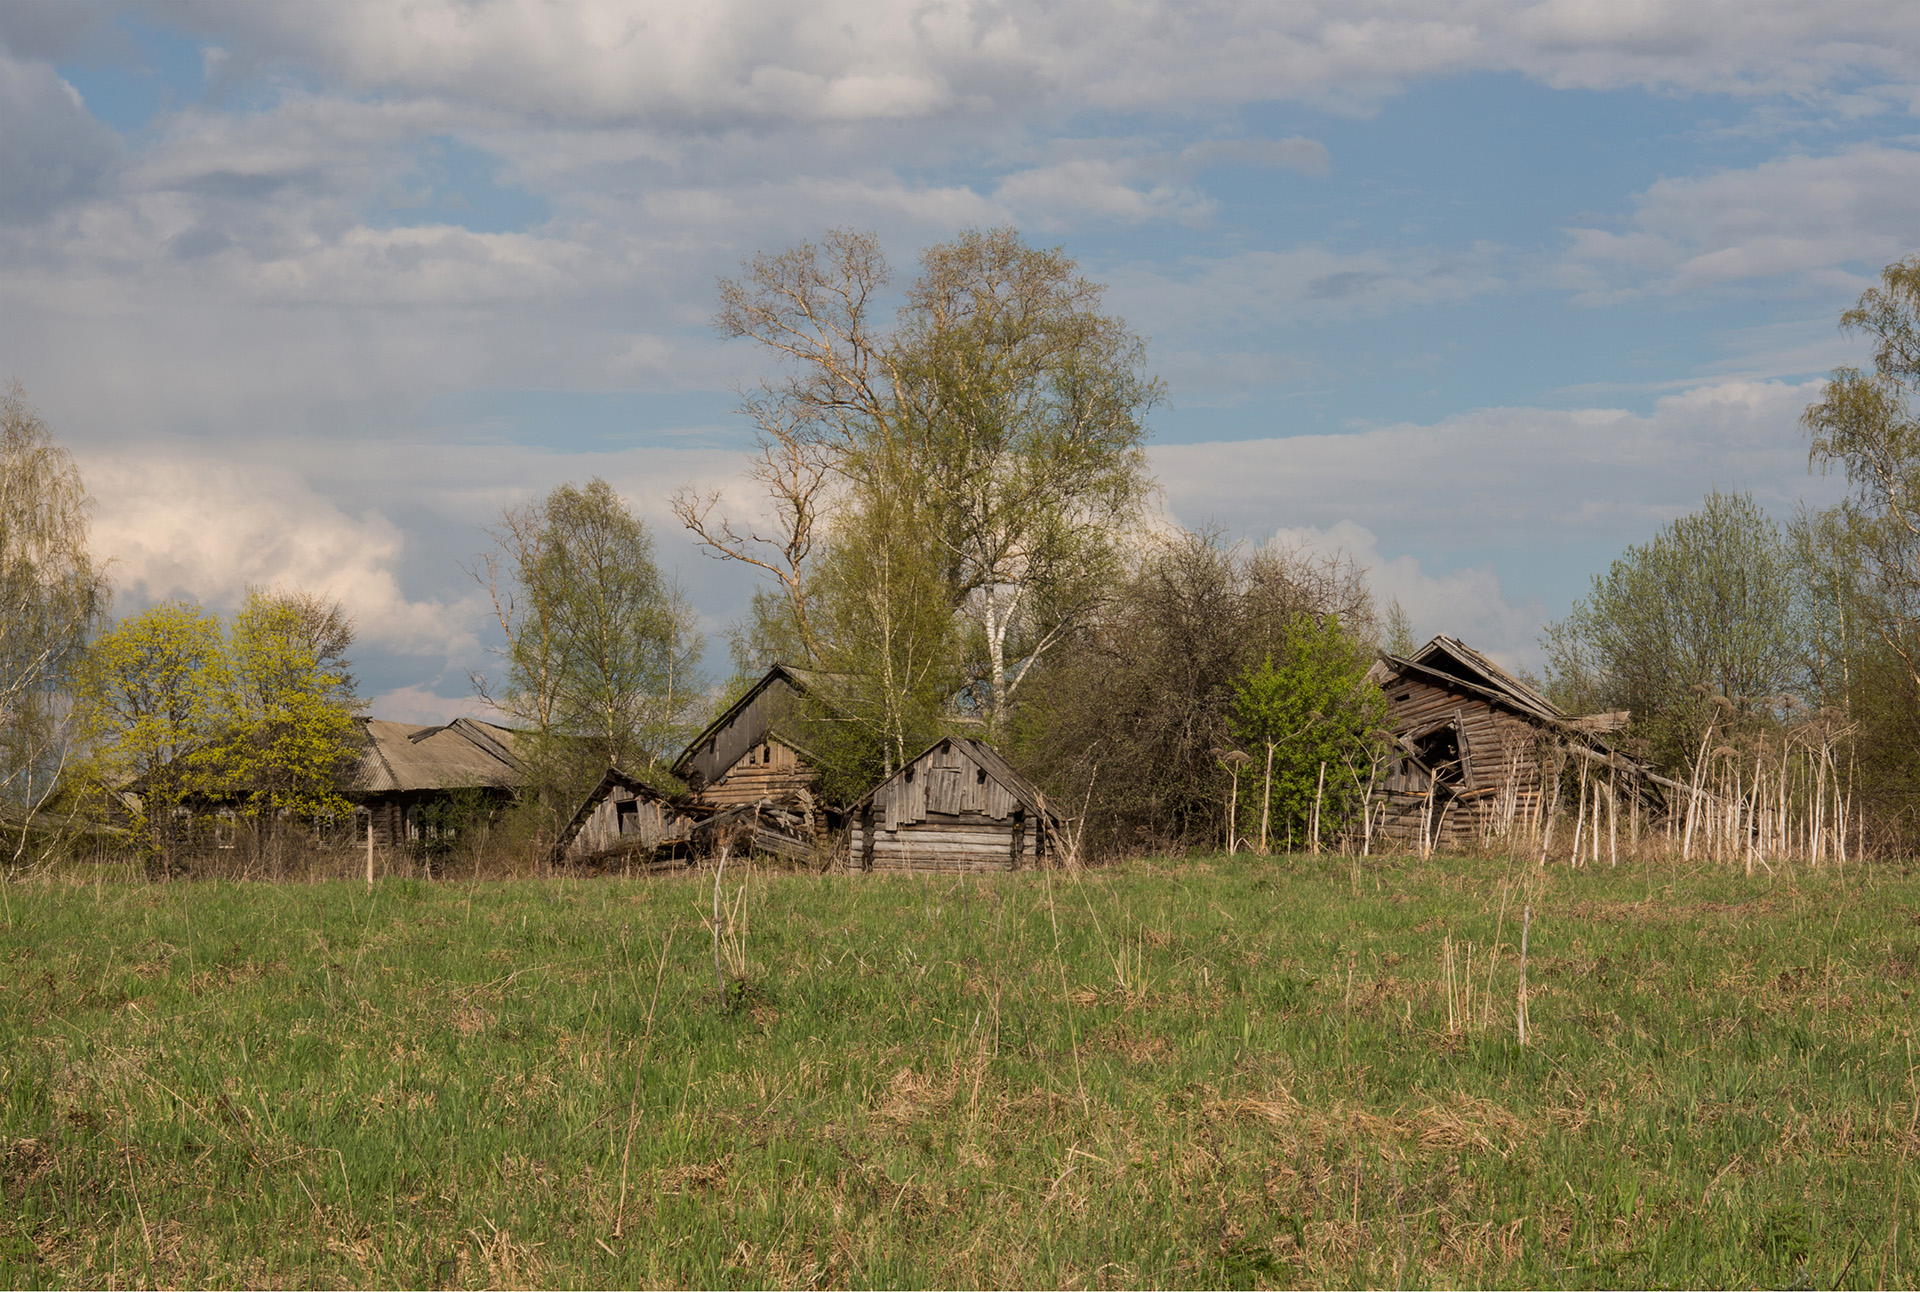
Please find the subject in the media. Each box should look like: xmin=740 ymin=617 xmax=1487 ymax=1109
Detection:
xmin=690 ymin=791 xmax=823 ymax=863
xmin=348 ymin=717 xmax=524 ymax=847
xmin=550 ymin=767 xmax=705 ymax=871
xmin=849 ymin=737 xmax=1063 ymax=872
xmin=1365 ymin=635 xmax=1656 ymax=851
xmin=672 ymin=664 xmax=827 ymax=810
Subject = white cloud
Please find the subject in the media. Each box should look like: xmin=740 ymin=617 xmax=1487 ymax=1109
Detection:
xmin=1564 ymin=145 xmax=1920 ymax=296
xmin=81 ymin=450 xmax=482 ymax=660
xmin=1265 ymin=519 xmax=1544 ymax=668
xmin=138 ymin=0 xmax=1920 ymax=125
xmin=1151 ymin=377 xmax=1831 ymax=559
xmin=1109 ymin=243 xmax=1510 ymax=337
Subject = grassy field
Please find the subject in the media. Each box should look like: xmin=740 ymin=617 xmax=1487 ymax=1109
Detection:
xmin=2 ymin=850 xmax=1916 ymax=1289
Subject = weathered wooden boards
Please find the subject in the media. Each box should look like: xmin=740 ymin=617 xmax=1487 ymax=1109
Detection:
xmin=850 ymin=737 xmax=1060 ymax=873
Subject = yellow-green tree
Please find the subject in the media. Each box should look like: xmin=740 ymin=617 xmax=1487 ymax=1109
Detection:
xmin=72 ymin=600 xmax=223 ymax=871
xmin=206 ymin=589 xmax=363 ymax=870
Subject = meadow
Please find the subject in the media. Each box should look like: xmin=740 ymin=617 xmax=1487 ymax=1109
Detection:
xmin=1 ymin=849 xmax=1916 ymax=1289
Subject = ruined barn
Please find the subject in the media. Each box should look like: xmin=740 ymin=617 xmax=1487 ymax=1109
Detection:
xmin=672 ymin=664 xmax=827 ymax=810
xmin=1366 ymin=635 xmax=1655 ymax=851
xmin=849 ymin=737 xmax=1063 ymax=872
xmin=551 ymin=767 xmax=704 ymax=871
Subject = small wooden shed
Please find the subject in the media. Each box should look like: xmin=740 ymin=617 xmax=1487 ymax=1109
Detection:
xmin=849 ymin=737 xmax=1062 ymax=872
xmin=551 ymin=768 xmax=703 ymax=871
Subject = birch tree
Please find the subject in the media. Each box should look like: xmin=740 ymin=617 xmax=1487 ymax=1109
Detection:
xmin=688 ymin=227 xmax=1158 ymax=735
xmin=0 ymin=382 xmax=110 ymax=871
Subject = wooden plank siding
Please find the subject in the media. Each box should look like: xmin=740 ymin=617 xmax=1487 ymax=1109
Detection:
xmin=1372 ymin=674 xmax=1553 ymax=851
xmin=848 ymin=737 xmax=1057 ymax=873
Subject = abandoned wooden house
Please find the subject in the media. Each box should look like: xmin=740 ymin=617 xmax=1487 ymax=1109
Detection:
xmin=1365 ymin=635 xmax=1653 ymax=852
xmin=550 ymin=767 xmax=703 ymax=871
xmin=848 ymin=737 xmax=1064 ymax=872
xmin=347 ymin=716 xmax=523 ymax=847
xmin=672 ymin=663 xmax=829 ymax=810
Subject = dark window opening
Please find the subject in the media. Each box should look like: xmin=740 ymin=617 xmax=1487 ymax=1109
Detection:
xmin=905 ymin=768 xmax=915 ymax=783
xmin=976 ymin=767 xmax=987 ymax=784
xmin=1412 ymin=723 xmax=1465 ymax=784
xmin=615 ymin=798 xmax=640 ymax=835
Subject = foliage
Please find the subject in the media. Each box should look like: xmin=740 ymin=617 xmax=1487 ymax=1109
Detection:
xmin=685 ymin=226 xmax=1158 ymax=736
xmin=1228 ymin=615 xmax=1386 ymax=852
xmin=0 ymin=381 xmax=110 ymax=870
xmin=71 ymin=589 xmax=363 ymax=874
xmin=1012 ymin=528 xmax=1376 ymax=854
xmin=70 ymin=600 xmax=224 ymax=870
xmin=203 ymin=589 xmax=364 ymax=858
xmin=475 ymin=478 xmax=703 ymax=819
xmin=1539 ymin=490 xmax=1805 ymax=770
xmin=1 ymin=855 xmax=1910 ymax=1289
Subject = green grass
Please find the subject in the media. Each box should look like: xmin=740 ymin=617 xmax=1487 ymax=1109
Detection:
xmin=2 ymin=851 xmax=1917 ymax=1288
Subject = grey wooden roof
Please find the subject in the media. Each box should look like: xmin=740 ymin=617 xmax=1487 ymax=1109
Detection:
xmin=348 ymin=716 xmax=523 ymax=795
xmin=671 ymin=663 xmax=832 ymax=785
xmin=852 ymin=736 xmax=1063 ymax=825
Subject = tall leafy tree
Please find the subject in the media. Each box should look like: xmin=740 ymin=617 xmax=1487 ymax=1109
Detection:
xmin=1795 ymin=254 xmax=1920 ymax=827
xmin=1540 ymin=490 xmax=1804 ymax=770
xmin=476 ymin=479 xmax=701 ymax=803
xmin=207 ymin=589 xmax=364 ymax=871
xmin=683 ymin=226 xmax=1159 ymax=735
xmin=0 ymin=381 xmax=110 ymax=870
xmin=1800 ymin=254 xmax=1920 ymax=703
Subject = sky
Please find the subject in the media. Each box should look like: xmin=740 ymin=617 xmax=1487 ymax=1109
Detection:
xmin=3 ymin=0 xmax=1917 ymax=723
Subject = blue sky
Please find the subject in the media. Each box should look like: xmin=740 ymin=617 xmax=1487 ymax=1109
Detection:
xmin=3 ymin=0 xmax=1916 ymax=720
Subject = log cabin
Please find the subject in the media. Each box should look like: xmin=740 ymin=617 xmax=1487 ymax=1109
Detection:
xmin=551 ymin=767 xmax=705 ymax=871
xmin=672 ymin=664 xmax=827 ymax=810
xmin=848 ymin=737 xmax=1063 ymax=872
xmin=1365 ymin=635 xmax=1655 ymax=852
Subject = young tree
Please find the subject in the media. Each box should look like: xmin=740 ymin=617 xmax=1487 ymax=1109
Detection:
xmin=1229 ymin=617 xmax=1386 ymax=854
xmin=1540 ymin=490 xmax=1804 ymax=770
xmin=0 ymin=381 xmax=110 ymax=870
xmin=1012 ymin=528 xmax=1375 ymax=855
xmin=687 ymin=227 xmax=1160 ymax=735
xmin=475 ymin=479 xmax=702 ymax=809
xmin=72 ymin=600 xmax=223 ymax=873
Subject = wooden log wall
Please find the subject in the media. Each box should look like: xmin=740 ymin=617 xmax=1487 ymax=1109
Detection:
xmin=705 ymin=739 xmax=816 ymax=808
xmin=1372 ymin=677 xmax=1553 ymax=850
xmin=851 ymin=810 xmax=1036 ymax=873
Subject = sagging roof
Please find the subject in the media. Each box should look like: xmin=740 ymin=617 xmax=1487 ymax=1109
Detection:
xmin=1369 ymin=635 xmax=1585 ymax=731
xmin=350 ymin=716 xmax=523 ymax=796
xmin=551 ymin=766 xmax=700 ymax=861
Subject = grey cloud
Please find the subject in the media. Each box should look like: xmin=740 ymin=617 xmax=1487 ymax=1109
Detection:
xmin=1178 ymin=137 xmax=1329 ymax=175
xmin=0 ymin=54 xmax=119 ymax=223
